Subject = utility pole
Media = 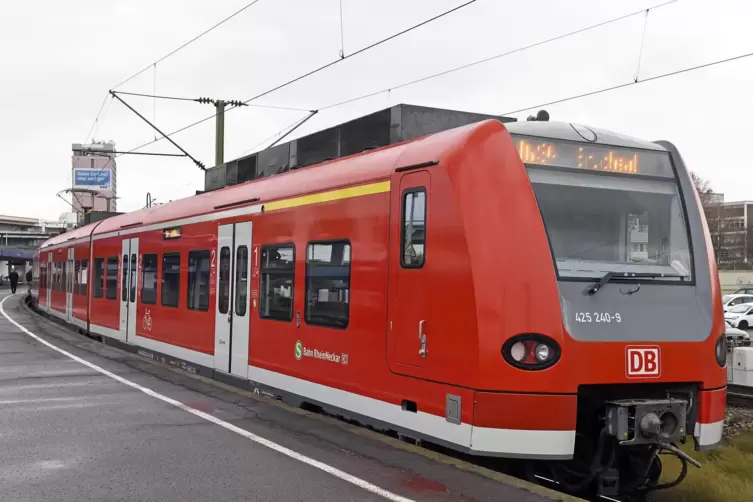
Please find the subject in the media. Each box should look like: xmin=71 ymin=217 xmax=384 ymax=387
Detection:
xmin=215 ymin=100 xmax=225 ymax=166
xmin=196 ymin=97 xmax=246 ymax=167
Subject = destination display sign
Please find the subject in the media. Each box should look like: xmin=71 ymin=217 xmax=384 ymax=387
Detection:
xmin=512 ymin=136 xmax=674 ymax=178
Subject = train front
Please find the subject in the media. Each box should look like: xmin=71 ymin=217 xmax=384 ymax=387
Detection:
xmin=504 ymin=119 xmax=726 ymax=499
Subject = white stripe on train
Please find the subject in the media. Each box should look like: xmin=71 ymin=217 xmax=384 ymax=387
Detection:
xmin=35 ymin=309 xmax=723 ymax=456
xmin=80 ymin=322 xmax=576 ymax=458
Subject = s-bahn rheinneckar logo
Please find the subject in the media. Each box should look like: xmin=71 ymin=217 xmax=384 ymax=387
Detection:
xmin=625 ymin=346 xmax=661 ymax=378
xmin=295 ymin=340 xmax=303 ymax=360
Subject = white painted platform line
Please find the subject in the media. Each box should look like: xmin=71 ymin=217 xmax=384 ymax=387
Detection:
xmin=0 ymin=296 xmax=414 ymax=502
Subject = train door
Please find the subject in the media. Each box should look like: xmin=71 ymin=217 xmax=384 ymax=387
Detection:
xmin=213 ymin=221 xmax=252 ymax=378
xmin=119 ymin=238 xmax=139 ymax=342
xmin=65 ymin=248 xmax=74 ymax=322
xmin=388 ymin=171 xmax=430 ymax=370
xmin=46 ymin=251 xmax=52 ymax=308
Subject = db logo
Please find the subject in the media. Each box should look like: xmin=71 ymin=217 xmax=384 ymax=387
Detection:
xmin=626 ymin=346 xmax=661 ymax=378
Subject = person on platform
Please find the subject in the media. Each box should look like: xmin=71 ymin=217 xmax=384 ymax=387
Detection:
xmin=9 ymin=267 xmax=18 ymax=294
xmin=26 ymin=268 xmax=32 ymax=294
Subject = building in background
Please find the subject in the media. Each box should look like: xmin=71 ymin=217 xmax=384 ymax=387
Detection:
xmin=71 ymin=142 xmax=117 ymax=224
xmin=0 ymin=214 xmax=72 ymax=281
xmin=703 ymin=196 xmax=753 ymax=268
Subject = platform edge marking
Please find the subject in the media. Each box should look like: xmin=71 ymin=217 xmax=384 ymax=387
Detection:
xmin=0 ymin=294 xmax=414 ymax=502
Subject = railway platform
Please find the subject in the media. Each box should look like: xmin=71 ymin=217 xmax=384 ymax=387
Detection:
xmin=0 ymin=291 xmax=577 ymax=502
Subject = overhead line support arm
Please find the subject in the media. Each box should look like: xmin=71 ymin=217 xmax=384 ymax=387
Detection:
xmin=109 ymin=90 xmax=206 ymax=170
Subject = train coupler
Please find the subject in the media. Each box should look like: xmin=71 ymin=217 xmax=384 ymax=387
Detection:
xmin=605 ymin=398 xmax=688 ymax=445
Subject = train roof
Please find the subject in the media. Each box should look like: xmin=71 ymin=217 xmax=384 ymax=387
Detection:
xmin=505 ymin=121 xmax=667 ymax=152
xmin=39 ymin=220 xmax=99 ymax=250
xmin=38 ymin=117 xmax=667 ymax=253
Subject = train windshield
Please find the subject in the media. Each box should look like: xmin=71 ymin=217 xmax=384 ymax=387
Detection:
xmin=514 ymin=136 xmax=693 ymax=281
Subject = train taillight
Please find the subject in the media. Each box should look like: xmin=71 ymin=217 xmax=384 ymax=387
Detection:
xmin=502 ymin=334 xmax=560 ymax=370
xmin=715 ymin=334 xmax=727 ymax=367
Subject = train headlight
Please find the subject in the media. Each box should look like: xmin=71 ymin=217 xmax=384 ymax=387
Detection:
xmin=502 ymin=334 xmax=561 ymax=370
xmin=715 ymin=334 xmax=727 ymax=367
xmin=535 ymin=344 xmax=550 ymax=362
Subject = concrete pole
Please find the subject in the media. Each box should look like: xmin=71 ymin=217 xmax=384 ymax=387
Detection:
xmin=215 ymin=100 xmax=225 ymax=167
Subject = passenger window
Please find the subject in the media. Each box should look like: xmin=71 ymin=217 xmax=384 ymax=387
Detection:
xmin=218 ymin=247 xmax=231 ymax=314
xmin=235 ymin=246 xmax=248 ymax=317
xmin=121 ymin=254 xmax=129 ymax=302
xmin=81 ymin=259 xmax=88 ymax=296
xmin=187 ymin=250 xmax=210 ymax=311
xmin=74 ymin=260 xmax=81 ymax=295
xmin=401 ymin=189 xmax=426 ymax=268
xmin=260 ymin=244 xmax=295 ymax=322
xmin=106 ymin=257 xmax=118 ymax=300
xmin=130 ymin=253 xmax=137 ymax=302
xmin=305 ymin=241 xmax=351 ymax=329
xmin=93 ymin=259 xmax=104 ymax=298
xmin=141 ymin=254 xmax=158 ymax=305
xmin=161 ymin=253 xmax=181 ymax=308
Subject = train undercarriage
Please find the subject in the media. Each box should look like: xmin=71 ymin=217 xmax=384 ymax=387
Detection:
xmin=525 ymin=383 xmax=703 ymax=500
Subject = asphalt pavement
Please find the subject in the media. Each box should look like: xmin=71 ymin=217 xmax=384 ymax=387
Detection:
xmin=0 ymin=292 xmax=573 ymax=502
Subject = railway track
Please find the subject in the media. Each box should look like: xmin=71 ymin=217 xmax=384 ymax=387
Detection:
xmin=727 ymin=383 xmax=753 ymax=408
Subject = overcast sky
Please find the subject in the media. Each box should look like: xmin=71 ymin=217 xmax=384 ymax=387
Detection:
xmin=1 ymin=0 xmax=751 ymax=221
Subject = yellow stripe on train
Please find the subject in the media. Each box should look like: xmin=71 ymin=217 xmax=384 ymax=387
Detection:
xmin=264 ymin=180 xmax=391 ymax=212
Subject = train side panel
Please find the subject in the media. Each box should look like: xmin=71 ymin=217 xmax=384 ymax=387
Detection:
xmin=132 ymin=222 xmax=217 ymax=357
xmin=89 ymin=238 xmax=122 ymax=335
xmin=71 ymin=243 xmax=90 ymax=329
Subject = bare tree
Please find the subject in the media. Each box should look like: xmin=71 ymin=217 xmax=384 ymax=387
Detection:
xmin=690 ymin=171 xmax=715 ymax=207
xmin=690 ymin=171 xmax=723 ymax=261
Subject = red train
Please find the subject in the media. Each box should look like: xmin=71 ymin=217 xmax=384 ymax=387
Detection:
xmin=34 ymin=116 xmax=725 ymax=499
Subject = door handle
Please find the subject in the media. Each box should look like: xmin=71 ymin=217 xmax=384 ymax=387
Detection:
xmin=418 ymin=320 xmax=427 ymax=358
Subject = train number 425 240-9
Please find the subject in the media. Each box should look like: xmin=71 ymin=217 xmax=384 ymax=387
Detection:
xmin=575 ymin=312 xmax=622 ymax=323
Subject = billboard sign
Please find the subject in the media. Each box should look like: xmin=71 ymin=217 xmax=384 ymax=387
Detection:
xmin=73 ymin=168 xmax=111 ymax=190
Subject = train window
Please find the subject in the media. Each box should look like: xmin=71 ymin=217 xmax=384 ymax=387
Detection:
xmin=141 ymin=254 xmax=158 ymax=305
xmin=62 ymin=261 xmax=67 ymax=293
xmin=106 ymin=257 xmax=118 ymax=300
xmin=187 ymin=250 xmax=210 ymax=311
xmin=161 ymin=253 xmax=181 ymax=308
xmin=401 ymin=189 xmax=426 ymax=268
xmin=218 ymin=247 xmax=231 ymax=314
xmin=81 ymin=259 xmax=88 ymax=296
xmin=260 ymin=244 xmax=295 ymax=322
xmin=130 ymin=253 xmax=137 ymax=302
xmin=74 ymin=261 xmax=81 ymax=295
xmin=235 ymin=246 xmax=248 ymax=317
xmin=94 ymin=258 xmax=104 ymax=298
xmin=121 ymin=254 xmax=129 ymax=302
xmin=305 ymin=241 xmax=351 ymax=329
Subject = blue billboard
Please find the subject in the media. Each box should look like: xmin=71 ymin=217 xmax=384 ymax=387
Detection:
xmin=74 ymin=169 xmax=111 ymax=189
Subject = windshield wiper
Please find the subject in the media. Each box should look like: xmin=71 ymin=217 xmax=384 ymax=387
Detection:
xmin=586 ymin=271 xmax=688 ymax=296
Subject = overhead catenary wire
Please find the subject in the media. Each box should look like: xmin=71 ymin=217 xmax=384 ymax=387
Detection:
xmin=83 ymin=93 xmax=111 ymax=144
xmin=238 ymin=114 xmax=317 ymax=157
xmin=112 ymin=0 xmax=266 ymax=91
xmin=500 ymin=49 xmax=753 ymax=116
xmin=118 ymin=0 xmax=477 ymax=157
xmin=113 ymin=90 xmax=312 ymax=111
xmin=339 ymin=0 xmax=346 ymax=58
xmin=317 ymin=0 xmax=678 ymax=111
